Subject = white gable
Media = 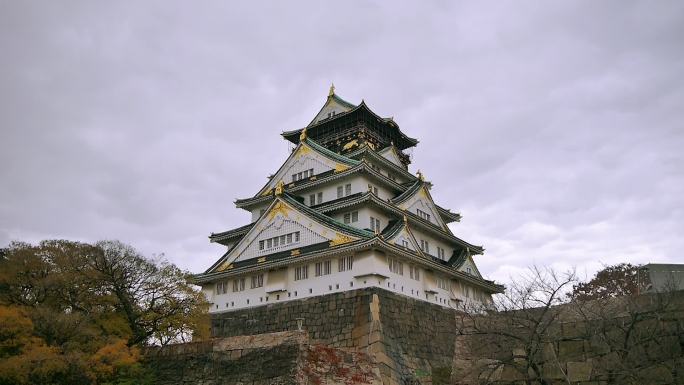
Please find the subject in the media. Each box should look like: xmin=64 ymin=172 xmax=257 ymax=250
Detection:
xmin=258 ymin=143 xmax=349 ymax=196
xmin=236 ymin=218 xmax=328 ymax=262
xmin=311 ymin=97 xmax=355 ymax=125
xmin=378 ymin=146 xmax=404 ymax=168
xmin=397 ymin=187 xmax=448 ymax=230
xmin=212 ymin=198 xmax=361 ymax=271
xmin=458 ymin=255 xmax=482 ymax=279
xmin=387 ymin=227 xmax=418 ymax=252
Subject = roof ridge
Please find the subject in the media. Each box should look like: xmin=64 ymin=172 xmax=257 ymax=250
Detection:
xmin=304 ymin=138 xmax=360 ymax=166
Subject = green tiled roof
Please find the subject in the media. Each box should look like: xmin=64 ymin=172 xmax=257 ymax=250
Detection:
xmin=280 ymin=193 xmax=374 ymax=239
xmin=304 ymin=138 xmax=360 ymax=167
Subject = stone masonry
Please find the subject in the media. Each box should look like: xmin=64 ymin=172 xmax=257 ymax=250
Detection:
xmin=150 ymin=288 xmax=684 ymax=385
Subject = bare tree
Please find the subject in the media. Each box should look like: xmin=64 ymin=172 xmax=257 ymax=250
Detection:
xmin=454 ymin=266 xmax=577 ymax=385
xmin=569 ymin=281 xmax=683 ymax=384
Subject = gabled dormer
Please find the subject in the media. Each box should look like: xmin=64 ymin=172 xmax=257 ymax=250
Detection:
xmin=206 ymin=192 xmax=373 ymax=273
xmin=448 ymin=249 xmax=483 ymax=279
xmin=392 ymin=177 xmax=449 ymax=232
xmin=383 ymin=217 xmax=427 ymax=258
xmin=378 ymin=144 xmax=407 ymax=169
xmin=308 ymin=84 xmax=357 ymax=126
xmin=254 ymin=136 xmax=360 ymax=197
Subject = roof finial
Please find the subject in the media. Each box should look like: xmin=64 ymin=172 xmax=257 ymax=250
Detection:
xmin=416 ymin=170 xmax=424 ymax=182
xmin=275 ymin=180 xmax=285 ymax=196
xmin=299 ymin=126 xmax=307 ymax=141
xmin=328 ymin=83 xmax=335 ymax=97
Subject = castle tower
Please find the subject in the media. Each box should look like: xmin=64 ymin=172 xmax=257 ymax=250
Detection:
xmin=195 ymin=87 xmax=503 ymax=312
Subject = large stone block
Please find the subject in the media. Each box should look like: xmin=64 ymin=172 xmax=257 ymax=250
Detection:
xmin=566 ymin=361 xmax=592 ymax=382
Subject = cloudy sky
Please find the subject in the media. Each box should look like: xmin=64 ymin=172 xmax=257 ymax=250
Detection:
xmin=1 ymin=1 xmax=683 ymax=284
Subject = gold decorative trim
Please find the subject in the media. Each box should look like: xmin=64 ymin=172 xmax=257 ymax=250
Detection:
xmin=334 ymin=164 xmax=350 ymax=173
xmin=275 ymin=180 xmax=285 ymax=195
xmin=290 ymin=249 xmax=300 ymax=256
xmin=329 ymin=233 xmax=354 ymax=247
xmin=217 ymin=262 xmax=233 ymax=272
xmin=257 ymin=257 xmax=267 ymax=264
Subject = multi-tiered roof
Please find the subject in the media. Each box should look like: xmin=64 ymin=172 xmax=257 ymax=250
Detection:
xmin=195 ymin=86 xmax=503 ymax=300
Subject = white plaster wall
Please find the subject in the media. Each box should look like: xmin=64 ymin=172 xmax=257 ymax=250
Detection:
xmin=330 ymin=204 xmax=388 ymax=233
xmin=409 ymin=228 xmax=454 ymax=261
xmin=205 ymin=249 xmax=485 ymax=313
xmin=294 ymin=174 xmax=394 ymax=207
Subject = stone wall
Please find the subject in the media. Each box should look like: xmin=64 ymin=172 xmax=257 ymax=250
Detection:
xmin=452 ymin=293 xmax=684 ymax=385
xmin=144 ymin=331 xmax=383 ymax=385
xmin=211 ymin=289 xmax=374 ymax=347
xmin=150 ymin=288 xmax=684 ymax=385
xmin=144 ymin=331 xmax=306 ymax=385
xmin=210 ymin=288 xmax=462 ymax=385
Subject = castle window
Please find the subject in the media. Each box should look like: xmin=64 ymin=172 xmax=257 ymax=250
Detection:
xmin=437 ymin=276 xmax=448 ymax=290
xmin=344 ymin=213 xmax=351 ymax=224
xmin=352 ymin=211 xmax=358 ymax=222
xmin=216 ymin=281 xmax=228 ymax=294
xmin=367 ymin=184 xmax=378 ymax=195
xmin=317 ymin=192 xmax=323 ymax=204
xmin=401 ymin=239 xmax=409 ymax=248
xmin=409 ymin=265 xmax=420 ymax=281
xmin=437 ymin=247 xmax=445 ymax=259
xmin=388 ymin=258 xmax=403 ymax=275
xmin=315 ymin=260 xmax=331 ymax=276
xmin=370 ymin=217 xmax=381 ymax=232
xmin=337 ymin=186 xmax=343 ymax=198
xmin=294 ymin=265 xmax=309 ymax=281
xmin=261 ymin=231 xmax=300 ymax=252
xmin=420 ymin=239 xmax=430 ymax=254
xmin=466 ymin=267 xmax=472 ymax=275
xmin=251 ymin=274 xmax=263 ymax=289
xmin=345 ymin=183 xmax=351 ymax=196
xmin=338 ymin=256 xmax=353 ymax=272
xmin=233 ymin=278 xmax=245 ymax=292
xmin=309 ymin=194 xmax=316 ymax=206
xmin=417 ymin=209 xmax=430 ymax=221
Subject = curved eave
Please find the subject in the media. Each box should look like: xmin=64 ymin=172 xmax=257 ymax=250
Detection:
xmin=391 ymin=179 xmax=423 ymax=205
xmin=437 ymin=206 xmax=462 ymax=223
xmin=282 ymin=102 xmax=418 ymax=150
xmin=194 ymin=237 xmax=503 ymax=293
xmin=346 ymin=146 xmax=415 ymax=181
xmin=209 ymin=223 xmax=254 ymax=244
xmin=375 ymin=239 xmax=504 ymax=294
xmin=196 ymin=238 xmax=376 ymax=282
xmin=316 ymin=192 xmax=484 ymax=254
xmin=235 ymin=162 xmax=408 ymax=210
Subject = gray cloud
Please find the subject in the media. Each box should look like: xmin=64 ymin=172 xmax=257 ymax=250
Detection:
xmin=1 ymin=1 xmax=682 ymax=285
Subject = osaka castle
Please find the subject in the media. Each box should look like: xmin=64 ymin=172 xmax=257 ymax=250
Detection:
xmin=195 ymin=86 xmax=503 ymax=313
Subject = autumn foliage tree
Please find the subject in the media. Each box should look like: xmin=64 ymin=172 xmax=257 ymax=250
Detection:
xmin=0 ymin=239 xmax=209 ymax=385
xmin=569 ymin=263 xmax=641 ymax=301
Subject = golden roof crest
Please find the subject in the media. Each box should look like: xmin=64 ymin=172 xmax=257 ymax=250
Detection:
xmin=275 ymin=180 xmax=285 ymax=195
